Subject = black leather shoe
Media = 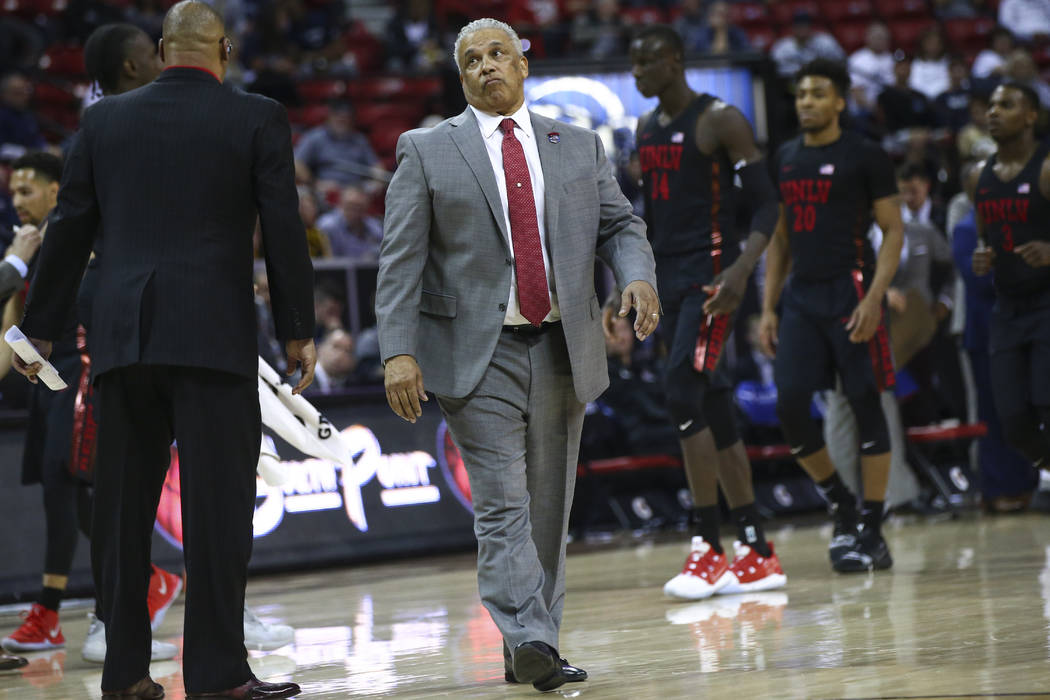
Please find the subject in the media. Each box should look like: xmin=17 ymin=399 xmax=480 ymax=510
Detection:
xmin=186 ymin=676 xmax=301 ymax=699
xmin=0 ymin=652 xmax=27 ymax=672
xmin=512 ymin=641 xmax=567 ymax=692
xmin=102 ymin=676 xmax=165 ymax=699
xmin=505 ymin=658 xmax=587 ymax=683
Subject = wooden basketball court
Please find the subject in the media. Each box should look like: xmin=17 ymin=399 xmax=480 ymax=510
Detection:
xmin=3 ymin=513 xmax=1049 ymax=699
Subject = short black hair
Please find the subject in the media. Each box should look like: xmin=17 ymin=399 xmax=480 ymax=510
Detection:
xmin=632 ymin=24 xmax=685 ymax=62
xmin=796 ymin=58 xmax=851 ymax=98
xmin=11 ymin=151 xmax=63 ymax=184
xmin=1000 ymin=81 xmax=1041 ymax=112
xmin=84 ymin=23 xmax=145 ymax=96
xmin=896 ymin=161 xmax=930 ymax=182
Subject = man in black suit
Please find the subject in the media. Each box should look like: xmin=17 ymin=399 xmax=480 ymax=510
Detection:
xmin=14 ymin=2 xmax=315 ymax=698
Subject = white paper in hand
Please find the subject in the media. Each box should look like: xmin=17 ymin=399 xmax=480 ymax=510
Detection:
xmin=4 ymin=325 xmax=67 ymax=390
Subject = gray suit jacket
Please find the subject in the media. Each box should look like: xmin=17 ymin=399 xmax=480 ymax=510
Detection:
xmin=377 ymin=108 xmax=657 ymax=402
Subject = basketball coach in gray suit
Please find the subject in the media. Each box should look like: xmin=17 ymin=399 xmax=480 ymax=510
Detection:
xmin=377 ymin=18 xmax=659 ymax=693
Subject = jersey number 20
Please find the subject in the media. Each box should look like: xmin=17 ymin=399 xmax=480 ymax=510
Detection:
xmin=792 ymin=204 xmax=816 ymax=232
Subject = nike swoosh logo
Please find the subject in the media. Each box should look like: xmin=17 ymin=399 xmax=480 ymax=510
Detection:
xmin=678 ymin=420 xmax=694 ymax=431
xmin=861 ymin=441 xmax=876 ymax=449
xmin=790 ymin=446 xmax=803 ymax=455
xmin=50 ymin=625 xmax=60 ymax=637
xmin=158 ymin=578 xmax=167 ymax=596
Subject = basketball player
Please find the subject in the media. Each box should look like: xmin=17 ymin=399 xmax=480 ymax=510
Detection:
xmin=759 ymin=59 xmax=903 ymax=572
xmin=970 ymin=82 xmax=1050 ymax=474
xmin=622 ymin=25 xmax=785 ymax=599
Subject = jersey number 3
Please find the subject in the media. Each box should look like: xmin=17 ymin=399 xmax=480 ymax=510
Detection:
xmin=792 ymin=204 xmax=816 ymax=232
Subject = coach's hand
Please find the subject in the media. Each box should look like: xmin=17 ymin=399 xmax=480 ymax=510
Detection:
xmin=12 ymin=337 xmax=52 ymax=384
xmin=619 ymin=280 xmax=660 ymax=341
xmin=285 ymin=338 xmax=317 ymax=394
xmin=702 ymin=261 xmax=748 ymax=317
xmin=846 ymin=295 xmax=882 ymax=343
xmin=972 ymin=244 xmax=995 ymax=276
xmin=385 ymin=354 xmax=427 ymax=423
xmin=1015 ymin=240 xmax=1050 ymax=267
xmin=757 ymin=310 xmax=778 ymax=358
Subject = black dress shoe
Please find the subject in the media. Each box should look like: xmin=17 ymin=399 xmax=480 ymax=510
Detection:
xmin=186 ymin=676 xmax=301 ymax=699
xmin=512 ymin=641 xmax=567 ymax=692
xmin=0 ymin=653 xmax=28 ymax=672
xmin=505 ymin=658 xmax=587 ymax=684
xmin=101 ymin=676 xmax=165 ymax=699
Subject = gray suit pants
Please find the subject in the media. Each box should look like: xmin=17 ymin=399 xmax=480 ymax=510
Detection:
xmin=437 ymin=325 xmax=585 ymax=652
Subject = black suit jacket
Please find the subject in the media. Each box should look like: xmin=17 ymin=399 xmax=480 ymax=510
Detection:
xmin=22 ymin=67 xmax=314 ymax=379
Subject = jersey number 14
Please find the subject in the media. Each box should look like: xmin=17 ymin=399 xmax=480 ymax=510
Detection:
xmin=651 ymin=171 xmax=670 ymax=201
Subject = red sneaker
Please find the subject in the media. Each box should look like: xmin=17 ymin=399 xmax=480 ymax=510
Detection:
xmin=147 ymin=565 xmax=183 ymax=631
xmin=1 ymin=604 xmax=65 ymax=652
xmin=719 ymin=541 xmax=787 ymax=594
xmin=663 ymin=537 xmax=733 ymax=600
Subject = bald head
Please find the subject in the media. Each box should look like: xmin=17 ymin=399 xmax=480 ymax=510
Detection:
xmin=160 ymin=0 xmax=230 ymax=79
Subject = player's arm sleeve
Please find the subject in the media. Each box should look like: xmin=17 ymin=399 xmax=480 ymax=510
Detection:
xmin=716 ymin=106 xmax=779 ymax=237
xmin=22 ymin=126 xmax=99 ymax=341
xmin=254 ymin=102 xmax=316 ymax=341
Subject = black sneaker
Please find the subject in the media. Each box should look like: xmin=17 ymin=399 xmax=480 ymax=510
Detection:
xmin=834 ymin=526 xmax=893 ymax=573
xmin=828 ymin=510 xmax=858 ymax=570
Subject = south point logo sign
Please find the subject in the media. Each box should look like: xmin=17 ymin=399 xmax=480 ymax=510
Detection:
xmin=154 ymin=424 xmax=440 ymax=548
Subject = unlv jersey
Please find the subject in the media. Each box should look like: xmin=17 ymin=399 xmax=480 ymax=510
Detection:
xmin=637 ymin=94 xmax=738 ymax=299
xmin=975 ymin=142 xmax=1050 ymax=300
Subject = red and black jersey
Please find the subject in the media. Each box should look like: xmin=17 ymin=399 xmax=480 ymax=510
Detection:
xmin=775 ymin=131 xmax=897 ymax=283
xmin=975 ymin=142 xmax=1050 ymax=300
xmin=637 ymin=94 xmax=738 ymax=299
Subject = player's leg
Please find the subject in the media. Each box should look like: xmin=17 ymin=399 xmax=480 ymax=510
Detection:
xmin=661 ymin=294 xmax=732 ymax=600
xmin=992 ymin=344 xmax=1050 ymax=470
xmin=705 ymin=386 xmax=787 ymax=594
xmin=834 ymin=311 xmax=895 ymax=572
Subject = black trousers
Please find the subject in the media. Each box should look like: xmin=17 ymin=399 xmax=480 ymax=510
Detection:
xmin=93 ymin=364 xmax=260 ymax=693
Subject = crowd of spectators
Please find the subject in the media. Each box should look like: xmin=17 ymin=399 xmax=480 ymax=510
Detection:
xmin=1 ymin=0 xmax=1049 ymax=505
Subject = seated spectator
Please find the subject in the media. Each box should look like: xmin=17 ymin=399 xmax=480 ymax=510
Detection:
xmin=297 ymin=185 xmax=332 ymax=258
xmin=254 ymin=270 xmax=284 ymax=373
xmin=313 ymin=279 xmax=346 ymax=341
xmin=999 ymin=0 xmax=1050 ymax=42
xmin=571 ymin=0 xmax=628 ymax=59
xmin=878 ymin=53 xmax=938 ymax=134
xmin=317 ymin=185 xmax=383 ymax=262
xmin=958 ymin=93 xmax=997 ymax=161
xmin=310 ymin=328 xmax=363 ymax=393
xmin=770 ymin=10 xmax=844 ymax=79
xmin=1003 ymin=48 xmax=1050 ymax=107
xmin=934 ymin=0 xmax=981 ymax=18
xmin=972 ymin=26 xmax=1016 ymax=80
xmin=936 ymin=55 xmax=973 ymax=132
xmin=294 ymin=101 xmax=380 ymax=195
xmin=0 ymin=72 xmax=45 ymax=159
xmin=849 ymin=22 xmax=895 ymax=117
xmin=910 ymin=27 xmax=951 ymax=101
xmin=899 ymin=162 xmax=947 ymax=243
xmin=675 ymin=0 xmax=751 ymax=56
xmin=384 ymin=0 xmax=444 ymax=73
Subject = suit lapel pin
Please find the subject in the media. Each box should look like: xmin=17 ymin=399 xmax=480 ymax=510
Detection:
xmin=547 ymin=132 xmax=560 ymax=144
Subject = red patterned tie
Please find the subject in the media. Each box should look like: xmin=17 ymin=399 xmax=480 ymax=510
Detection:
xmin=499 ymin=117 xmax=550 ymax=326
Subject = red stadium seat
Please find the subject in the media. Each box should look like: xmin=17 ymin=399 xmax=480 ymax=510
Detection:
xmin=770 ymin=1 xmax=821 ymax=27
xmin=728 ymin=2 xmax=770 ymax=28
xmin=943 ymin=16 xmax=996 ymax=52
xmin=622 ymin=6 xmax=667 ymax=25
xmin=344 ymin=21 xmax=383 ymax=73
xmin=288 ymin=104 xmax=329 ymax=128
xmin=297 ymin=79 xmax=345 ymax=103
xmin=347 ymin=76 xmax=411 ymax=101
xmin=27 ymin=0 xmax=68 ymax=15
xmin=819 ymin=0 xmax=873 ymax=24
xmin=878 ymin=0 xmax=930 ymax=19
xmin=1034 ymin=44 xmax=1050 ymax=67
xmin=39 ymin=45 xmax=84 ymax=76
xmin=32 ymin=82 xmax=77 ymax=106
xmin=745 ymin=26 xmax=778 ymax=53
xmin=833 ymin=21 xmax=871 ymax=54
xmin=355 ymin=102 xmax=422 ymax=129
xmin=368 ymin=120 xmax=416 ymax=158
xmin=889 ymin=18 xmax=934 ymax=53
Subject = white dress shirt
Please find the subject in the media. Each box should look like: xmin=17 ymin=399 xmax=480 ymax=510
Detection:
xmin=470 ymin=102 xmax=560 ymax=325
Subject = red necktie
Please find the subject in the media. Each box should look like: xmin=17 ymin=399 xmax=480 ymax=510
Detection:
xmin=500 ymin=117 xmax=550 ymax=326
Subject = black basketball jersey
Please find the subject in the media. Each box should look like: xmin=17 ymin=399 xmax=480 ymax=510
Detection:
xmin=975 ymin=142 xmax=1050 ymax=299
xmin=637 ymin=94 xmax=738 ymax=296
xmin=775 ymin=131 xmax=897 ymax=282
